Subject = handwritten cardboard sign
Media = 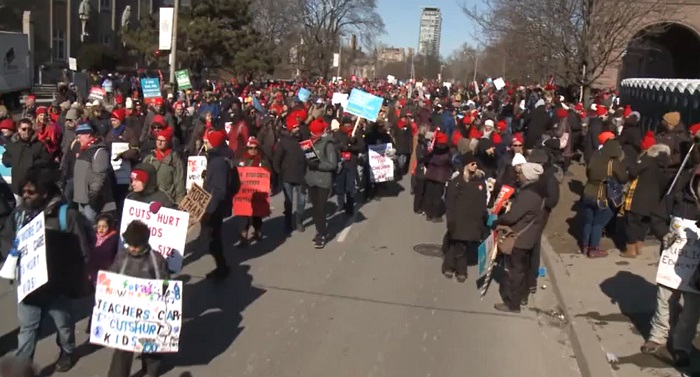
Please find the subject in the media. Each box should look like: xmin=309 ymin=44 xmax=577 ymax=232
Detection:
xmin=656 ymin=217 xmax=700 ymax=293
xmin=179 ymin=184 xmax=211 ymax=226
xmin=119 ymin=199 xmax=189 ymax=272
xmin=110 ymin=142 xmax=132 ymax=185
xmin=16 ymin=212 xmax=49 ymax=303
xmin=90 ymin=271 xmax=182 ymax=353
xmin=232 ymin=167 xmax=271 ymax=217
xmin=368 ymin=143 xmax=394 ymax=183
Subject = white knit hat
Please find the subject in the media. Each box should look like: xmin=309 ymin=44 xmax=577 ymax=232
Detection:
xmin=512 ymin=153 xmax=527 ymax=166
xmin=330 ymin=119 xmax=340 ymax=131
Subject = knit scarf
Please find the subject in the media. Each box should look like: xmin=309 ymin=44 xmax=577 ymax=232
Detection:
xmin=96 ymin=230 xmax=117 ymax=248
xmin=112 ymin=124 xmax=126 ymax=136
xmin=80 ymin=137 xmax=98 ymax=152
xmin=155 ymin=148 xmax=172 ymax=162
xmin=242 ymin=151 xmax=262 ymax=166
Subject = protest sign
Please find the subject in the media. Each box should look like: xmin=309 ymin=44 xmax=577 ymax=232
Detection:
xmin=297 ymin=88 xmax=311 ymax=103
xmin=345 ymin=89 xmax=383 ymax=122
xmin=17 ymin=212 xmax=49 ymax=303
xmin=493 ymin=77 xmax=506 ymax=91
xmin=88 ymin=87 xmax=106 ymax=101
xmin=368 ymin=143 xmax=395 ymax=183
xmin=68 ymin=57 xmax=77 ymax=71
xmin=233 ymin=167 xmax=271 ymax=217
xmin=299 ymin=140 xmax=318 ymax=161
xmin=477 ymin=232 xmax=496 ymax=279
xmin=252 ymin=97 xmax=267 ymax=114
xmin=332 ymin=92 xmax=349 ymax=110
xmin=656 ymin=217 xmax=700 ymax=293
xmin=185 ymin=156 xmax=207 ymax=190
xmin=174 ymin=70 xmax=192 ymax=90
xmin=140 ymin=78 xmax=161 ymax=104
xmin=0 ymin=145 xmax=12 ymax=183
xmin=120 ymin=199 xmax=189 ymax=272
xmin=90 ymin=271 xmax=182 ymax=353
xmin=179 ymin=184 xmax=211 ymax=226
xmin=491 ymin=185 xmax=515 ymax=214
xmin=110 ymin=142 xmax=131 ymax=185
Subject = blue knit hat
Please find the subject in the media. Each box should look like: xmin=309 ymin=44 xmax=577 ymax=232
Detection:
xmin=75 ymin=123 xmax=94 ymax=135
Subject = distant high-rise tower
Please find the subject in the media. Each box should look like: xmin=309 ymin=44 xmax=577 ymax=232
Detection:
xmin=418 ymin=7 xmax=442 ymax=56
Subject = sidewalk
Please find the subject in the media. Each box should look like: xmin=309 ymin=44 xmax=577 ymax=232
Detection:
xmin=541 ymin=164 xmax=699 ymax=377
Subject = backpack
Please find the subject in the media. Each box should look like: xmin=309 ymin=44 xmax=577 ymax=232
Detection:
xmin=58 ymin=204 xmax=97 ymax=250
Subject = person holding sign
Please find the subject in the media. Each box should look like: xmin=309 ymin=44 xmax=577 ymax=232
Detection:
xmin=332 ymin=118 xmax=365 ymax=215
xmin=236 ymin=137 xmax=270 ymax=245
xmin=4 ymin=167 xmax=93 ymax=372
xmin=305 ymin=118 xmax=338 ymax=249
xmin=143 ymin=128 xmax=186 ymax=204
xmin=106 ymin=220 xmax=170 ymax=377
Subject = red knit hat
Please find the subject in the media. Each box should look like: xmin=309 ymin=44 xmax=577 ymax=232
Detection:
xmin=0 ymin=118 xmax=15 ymax=131
xmin=435 ymin=130 xmax=448 ymax=145
xmin=205 ymin=129 xmax=227 ymax=148
xmin=556 ymin=108 xmax=569 ymax=119
xmin=153 ymin=97 xmax=164 ymax=106
xmin=111 ymin=108 xmax=126 ymax=122
xmin=156 ymin=127 xmax=174 ymax=142
xmin=308 ymin=118 xmax=328 ymax=136
xmin=130 ymin=169 xmax=149 ymax=184
xmin=640 ymin=131 xmax=656 ymax=151
xmin=151 ymin=114 xmax=166 ymax=127
xmin=35 ymin=106 xmax=48 ymax=115
xmin=623 ymin=105 xmax=632 ymax=118
xmin=246 ymin=136 xmax=260 ymax=148
xmin=598 ymin=131 xmax=615 ymax=145
xmin=512 ymin=132 xmax=524 ymax=145
xmin=690 ymin=123 xmax=700 ymax=137
xmin=596 ymin=105 xmax=608 ymax=117
xmin=496 ymin=120 xmax=507 ymax=132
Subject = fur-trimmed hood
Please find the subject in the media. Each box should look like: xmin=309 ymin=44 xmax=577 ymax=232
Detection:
xmin=646 ymin=143 xmax=671 ymax=158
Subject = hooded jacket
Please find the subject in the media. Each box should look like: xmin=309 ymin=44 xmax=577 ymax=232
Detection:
xmin=496 ymin=180 xmax=546 ymax=250
xmin=305 ymin=133 xmax=338 ymax=189
xmin=72 ymin=139 xmax=116 ymax=212
xmin=143 ymin=149 xmax=186 ymax=204
xmin=583 ymin=139 xmax=628 ymax=202
xmin=445 ymin=170 xmax=488 ymax=241
xmin=626 ymin=144 xmax=670 ymax=217
xmin=203 ymin=145 xmax=237 ymax=217
xmin=126 ymin=163 xmax=174 ymax=207
xmin=273 ymin=129 xmax=307 ymax=185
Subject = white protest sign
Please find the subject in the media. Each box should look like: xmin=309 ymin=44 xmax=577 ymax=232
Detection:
xmin=17 ymin=212 xmax=49 ymax=303
xmin=68 ymin=57 xmax=77 ymax=71
xmin=656 ymin=217 xmax=700 ymax=293
xmin=110 ymin=142 xmax=132 ymax=185
xmin=120 ymin=199 xmax=189 ymax=272
xmin=494 ymin=77 xmax=506 ymax=91
xmin=368 ymin=143 xmax=395 ymax=183
xmin=90 ymin=271 xmax=182 ymax=353
xmin=332 ymin=92 xmax=349 ymax=110
xmin=186 ymin=156 xmax=207 ymax=190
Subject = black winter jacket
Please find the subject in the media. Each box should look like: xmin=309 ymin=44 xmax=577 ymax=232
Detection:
xmin=273 ymin=131 xmax=307 ymax=185
xmin=3 ymin=134 xmax=52 ymax=194
xmin=446 ymin=171 xmax=488 ymax=242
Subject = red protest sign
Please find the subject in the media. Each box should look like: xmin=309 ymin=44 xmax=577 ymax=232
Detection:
xmin=492 ymin=185 xmax=515 ymax=215
xmin=232 ymin=167 xmax=271 ymax=217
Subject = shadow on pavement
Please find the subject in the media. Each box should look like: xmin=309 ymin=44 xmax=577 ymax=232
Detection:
xmin=597 ymin=270 xmax=656 ymax=338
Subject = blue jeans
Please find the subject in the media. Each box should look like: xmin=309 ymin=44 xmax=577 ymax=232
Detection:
xmin=282 ymin=182 xmax=306 ymax=216
xmin=16 ymin=295 xmax=75 ymax=360
xmin=335 ymin=168 xmax=357 ymax=208
xmin=580 ymin=197 xmax=613 ymax=248
xmin=79 ymin=203 xmax=97 ymax=223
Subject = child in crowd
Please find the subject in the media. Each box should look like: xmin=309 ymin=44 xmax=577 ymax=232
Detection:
xmin=85 ymin=214 xmax=119 ymax=333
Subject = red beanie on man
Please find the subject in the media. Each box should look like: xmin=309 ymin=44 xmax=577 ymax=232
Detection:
xmin=205 ymin=129 xmax=227 ymax=148
xmin=640 ymin=131 xmax=656 ymax=151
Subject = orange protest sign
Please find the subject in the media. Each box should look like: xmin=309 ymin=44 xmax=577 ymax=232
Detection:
xmin=232 ymin=167 xmax=271 ymax=217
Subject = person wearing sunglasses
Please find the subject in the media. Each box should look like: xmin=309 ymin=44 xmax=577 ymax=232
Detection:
xmin=2 ymin=119 xmax=51 ymax=203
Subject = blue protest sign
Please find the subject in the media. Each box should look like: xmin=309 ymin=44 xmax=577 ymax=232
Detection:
xmin=345 ymin=89 xmax=383 ymax=121
xmin=297 ymin=88 xmax=311 ymax=103
xmin=0 ymin=146 xmax=12 ymax=183
xmin=252 ymin=97 xmax=267 ymax=114
xmin=477 ymin=233 xmax=495 ymax=279
xmin=140 ymin=78 xmax=161 ymax=99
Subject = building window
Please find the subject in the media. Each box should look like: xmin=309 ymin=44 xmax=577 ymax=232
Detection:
xmin=101 ymin=34 xmax=112 ymax=46
xmin=100 ymin=0 xmax=111 ymax=11
xmin=52 ymin=29 xmax=66 ymax=60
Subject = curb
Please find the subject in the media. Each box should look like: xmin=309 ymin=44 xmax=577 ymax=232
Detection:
xmin=539 ymin=235 xmax=616 ymax=377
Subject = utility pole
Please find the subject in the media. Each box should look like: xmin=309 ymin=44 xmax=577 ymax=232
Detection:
xmin=168 ymin=0 xmax=179 ymax=85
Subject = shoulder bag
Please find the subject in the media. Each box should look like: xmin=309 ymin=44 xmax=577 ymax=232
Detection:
xmin=496 ymin=200 xmax=544 ymax=255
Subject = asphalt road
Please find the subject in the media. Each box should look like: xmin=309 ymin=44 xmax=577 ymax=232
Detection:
xmin=0 ymin=175 xmax=581 ymax=377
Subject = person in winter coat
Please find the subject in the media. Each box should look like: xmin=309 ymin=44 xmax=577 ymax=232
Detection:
xmin=333 ymin=119 xmax=365 ymax=215
xmin=621 ymin=144 xmax=670 ymax=258
xmin=106 ymin=220 xmax=170 ymax=377
xmin=617 ymin=111 xmax=643 ymax=169
xmin=305 ymin=117 xmax=338 ymax=249
xmin=3 ymin=119 xmax=52 ymax=199
xmin=202 ymin=129 xmax=239 ymax=282
xmin=583 ymin=105 xmax=609 ymax=164
xmin=444 ymin=154 xmax=487 ymax=282
xmin=475 ymin=138 xmax=498 ymax=178
xmin=392 ymin=114 xmax=415 ymax=176
xmin=236 ymin=137 xmax=270 ymax=245
xmin=173 ymin=101 xmax=195 ymax=154
xmin=71 ymin=123 xmax=116 ymax=222
xmin=3 ymin=166 xmax=91 ymax=372
xmin=656 ymin=111 xmax=690 ymax=170
xmin=492 ymin=162 xmax=546 ymax=313
xmin=140 ymin=97 xmax=175 ymax=143
xmin=126 ymin=163 xmax=174 ymax=207
xmin=523 ymin=99 xmax=550 ymax=151
xmin=33 ymin=106 xmax=62 ymax=160
xmin=142 ymin=128 xmax=186 ymax=205
xmin=424 ymin=130 xmax=453 ymax=222
xmin=273 ymin=120 xmax=307 ymax=234
xmin=412 ymin=127 xmax=431 ymax=214
xmin=579 ymin=134 xmax=628 ymax=258
xmin=363 ymin=121 xmax=393 ymax=200
xmin=140 ymin=115 xmax=181 ymax=159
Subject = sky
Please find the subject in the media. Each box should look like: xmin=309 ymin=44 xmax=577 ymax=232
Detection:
xmin=377 ymin=0 xmax=481 ymax=57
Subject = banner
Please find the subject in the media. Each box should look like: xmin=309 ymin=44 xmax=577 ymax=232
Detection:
xmin=119 ymin=199 xmax=189 ymax=272
xmin=297 ymin=88 xmax=311 ymax=103
xmin=88 ymin=87 xmax=106 ymax=101
xmin=174 ymin=70 xmax=192 ymax=90
xmin=179 ymin=184 xmax=211 ymax=226
xmin=491 ymin=185 xmax=515 ymax=215
xmin=185 ymin=156 xmax=207 ymax=190
xmin=299 ymin=140 xmax=318 ymax=161
xmin=368 ymin=143 xmax=394 ymax=183
xmin=331 ymin=92 xmax=349 ymax=109
xmin=110 ymin=142 xmax=131 ymax=185
xmin=158 ymin=7 xmax=174 ymax=50
xmin=477 ymin=232 xmax=496 ymax=279
xmin=345 ymin=88 xmax=383 ymax=122
xmin=656 ymin=217 xmax=700 ymax=293
xmin=90 ymin=271 xmax=182 ymax=353
xmin=17 ymin=212 xmax=49 ymax=303
xmin=232 ymin=167 xmax=271 ymax=217
xmin=141 ymin=78 xmax=161 ymax=100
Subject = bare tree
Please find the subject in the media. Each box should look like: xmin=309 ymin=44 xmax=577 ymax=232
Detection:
xmin=292 ymin=0 xmax=385 ymax=78
xmin=462 ymin=0 xmax=670 ymax=100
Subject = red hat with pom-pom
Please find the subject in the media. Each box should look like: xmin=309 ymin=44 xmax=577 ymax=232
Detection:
xmin=556 ymin=108 xmax=569 ymax=119
xmin=623 ymin=105 xmax=632 ymax=118
xmin=435 ymin=130 xmax=448 ymax=145
xmin=512 ymin=132 xmax=524 ymax=145
xmin=640 ymin=131 xmax=656 ymax=151
xmin=690 ymin=123 xmax=700 ymax=137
